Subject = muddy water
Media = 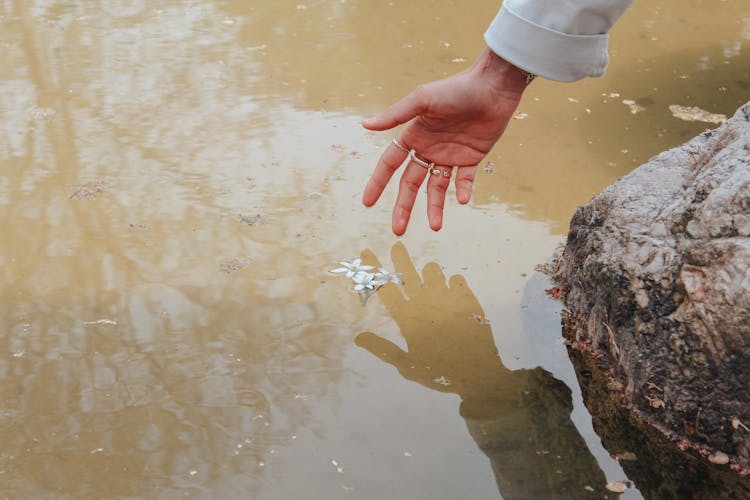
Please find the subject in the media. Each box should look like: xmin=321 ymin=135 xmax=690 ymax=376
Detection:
xmin=1 ymin=1 xmax=748 ymax=498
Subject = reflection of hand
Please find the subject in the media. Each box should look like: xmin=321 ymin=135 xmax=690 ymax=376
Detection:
xmin=356 ymin=243 xmax=608 ymax=498
xmin=361 ymin=47 xmax=529 ymax=235
xmin=355 ymin=242 xmax=511 ymax=398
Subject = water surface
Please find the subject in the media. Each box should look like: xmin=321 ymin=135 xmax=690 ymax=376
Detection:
xmin=1 ymin=0 xmax=749 ymax=498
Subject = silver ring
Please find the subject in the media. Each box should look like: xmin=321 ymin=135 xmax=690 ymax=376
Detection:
xmin=392 ymin=138 xmax=409 ymax=153
xmin=430 ymin=166 xmax=453 ymax=178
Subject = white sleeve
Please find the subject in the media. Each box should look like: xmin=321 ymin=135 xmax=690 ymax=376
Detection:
xmin=484 ymin=0 xmax=634 ymax=82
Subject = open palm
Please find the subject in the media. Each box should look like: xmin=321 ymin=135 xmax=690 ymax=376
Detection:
xmin=362 ymin=48 xmax=529 ymax=235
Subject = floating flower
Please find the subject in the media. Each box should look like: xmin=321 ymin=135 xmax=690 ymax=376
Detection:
xmin=330 ymin=257 xmax=403 ymax=306
xmin=353 ymin=271 xmax=376 ymax=291
xmin=329 ymin=258 xmax=374 ymax=278
xmin=373 ymin=268 xmax=403 ymax=286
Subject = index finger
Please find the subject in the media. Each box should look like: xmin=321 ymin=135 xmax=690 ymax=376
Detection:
xmin=362 ymin=142 xmax=409 ymax=207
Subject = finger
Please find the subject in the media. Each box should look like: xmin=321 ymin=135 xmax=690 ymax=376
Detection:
xmin=448 ymin=274 xmax=483 ymax=311
xmin=362 ymin=88 xmax=427 ymax=131
xmin=363 ymin=142 xmax=409 ymax=207
xmin=359 ymin=248 xmax=383 ymax=269
xmin=391 ymin=241 xmax=422 ymax=297
xmin=455 ymin=165 xmax=478 ymax=205
xmin=422 ymin=262 xmax=448 ymax=290
xmin=359 ymin=248 xmax=405 ymax=311
xmin=355 ymin=332 xmax=409 ymax=369
xmin=392 ymin=160 xmax=428 ymax=236
xmin=426 ymin=166 xmax=453 ymax=231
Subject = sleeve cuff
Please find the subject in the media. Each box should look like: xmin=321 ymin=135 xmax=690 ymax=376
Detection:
xmin=484 ymin=3 xmax=611 ymax=82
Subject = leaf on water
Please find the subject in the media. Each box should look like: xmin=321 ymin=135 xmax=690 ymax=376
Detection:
xmin=622 ymin=99 xmax=646 ymax=114
xmin=605 ymin=481 xmax=629 ymax=493
xmin=669 ymin=104 xmax=726 ymax=124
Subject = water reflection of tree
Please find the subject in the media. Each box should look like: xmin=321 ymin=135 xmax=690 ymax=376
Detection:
xmin=0 ymin=2 xmax=349 ymax=496
xmin=356 ymin=243 xmax=607 ymax=499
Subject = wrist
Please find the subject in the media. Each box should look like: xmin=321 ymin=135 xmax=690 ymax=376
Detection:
xmin=471 ymin=47 xmax=534 ymax=96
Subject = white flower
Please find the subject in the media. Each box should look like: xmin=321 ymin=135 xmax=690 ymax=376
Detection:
xmin=353 ymin=271 xmax=376 ymax=291
xmin=330 ymin=258 xmax=374 ymax=278
xmin=373 ymin=267 xmax=403 ymax=286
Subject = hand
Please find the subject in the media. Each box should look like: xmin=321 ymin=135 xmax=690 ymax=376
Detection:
xmin=355 ymin=242 xmax=511 ymax=397
xmin=362 ymin=47 xmax=530 ymax=235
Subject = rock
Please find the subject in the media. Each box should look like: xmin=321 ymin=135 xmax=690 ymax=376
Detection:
xmin=554 ymin=101 xmax=750 ymax=476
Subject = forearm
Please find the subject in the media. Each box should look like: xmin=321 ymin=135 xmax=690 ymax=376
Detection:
xmin=484 ymin=0 xmax=634 ymax=82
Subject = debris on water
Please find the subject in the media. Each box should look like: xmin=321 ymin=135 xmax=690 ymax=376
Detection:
xmin=69 ymin=181 xmax=105 ymax=199
xmin=220 ymin=258 xmax=247 ymax=274
xmin=512 ymin=112 xmax=528 ymax=120
xmin=483 ymin=161 xmax=495 ymax=174
xmin=331 ymin=459 xmax=344 ymax=473
xmin=432 ymin=376 xmax=451 ymax=386
xmin=584 ymin=485 xmax=594 ymax=492
xmin=403 ymin=451 xmax=412 ymax=457
xmin=622 ymin=99 xmax=646 ymax=114
xmin=567 ymin=97 xmax=580 ymax=103
xmin=240 ymin=214 xmax=262 ymax=225
xmin=472 ymin=314 xmax=490 ymax=325
xmin=29 ymin=106 xmax=56 ymax=121
xmin=451 ymin=57 xmax=467 ymax=63
xmin=83 ymin=319 xmax=118 ymax=326
xmin=605 ymin=481 xmax=629 ymax=493
xmin=669 ymin=104 xmax=726 ymax=124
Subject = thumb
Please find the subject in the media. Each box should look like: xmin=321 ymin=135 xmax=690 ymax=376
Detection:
xmin=362 ymin=87 xmax=427 ymax=131
xmin=355 ymin=332 xmax=409 ymax=369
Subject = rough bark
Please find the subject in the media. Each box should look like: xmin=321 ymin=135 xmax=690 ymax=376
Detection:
xmin=554 ymin=102 xmax=750 ymax=483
